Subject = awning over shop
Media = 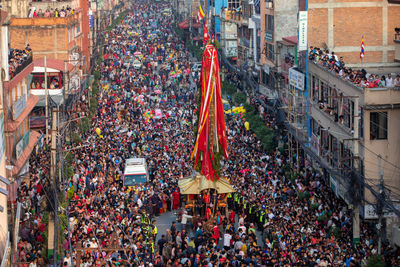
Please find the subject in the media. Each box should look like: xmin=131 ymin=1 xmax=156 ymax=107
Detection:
xmin=178 ymin=19 xmax=189 ymax=29
xmin=33 ymin=58 xmax=74 ymax=72
xmin=193 ymin=22 xmax=201 ymax=29
xmin=193 ymin=35 xmax=202 ymax=41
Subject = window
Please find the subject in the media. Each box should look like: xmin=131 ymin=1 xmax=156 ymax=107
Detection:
xmin=266 ymin=43 xmax=274 ymax=61
xmin=228 ymin=0 xmax=240 ymax=9
xmin=266 ymin=15 xmax=274 ymax=32
xmin=370 ymin=112 xmax=387 ymax=140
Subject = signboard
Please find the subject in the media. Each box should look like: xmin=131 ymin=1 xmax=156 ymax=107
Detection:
xmin=310 ymin=133 xmax=320 ymax=156
xmin=289 ymin=68 xmax=305 ymax=91
xmin=69 ymin=74 xmax=81 ymax=94
xmin=16 ymin=132 xmax=30 ymax=160
xmin=225 ymin=22 xmax=237 ymax=39
xmin=330 ymin=174 xmax=338 ymax=196
xmin=0 ymin=116 xmax=4 ymax=162
xmin=298 ymin=11 xmax=308 ymax=51
xmin=263 ymin=64 xmax=270 ymax=75
xmin=12 ymin=95 xmax=27 ymax=120
xmin=364 ymin=203 xmax=400 ymax=219
xmin=225 ymin=41 xmax=238 ymax=57
xmin=89 ymin=14 xmax=94 ymax=28
xmin=69 ymin=52 xmax=80 ymax=66
xmin=265 ymin=31 xmax=273 ymax=43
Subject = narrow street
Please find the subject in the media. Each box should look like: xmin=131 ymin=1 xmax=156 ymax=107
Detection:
xmin=10 ymin=0 xmax=399 ymax=266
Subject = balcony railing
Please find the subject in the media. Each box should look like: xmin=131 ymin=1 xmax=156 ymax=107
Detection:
xmin=9 ymin=55 xmax=33 ymax=79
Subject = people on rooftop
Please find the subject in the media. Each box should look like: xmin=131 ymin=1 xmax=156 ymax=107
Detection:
xmin=309 ymin=46 xmax=400 ymax=88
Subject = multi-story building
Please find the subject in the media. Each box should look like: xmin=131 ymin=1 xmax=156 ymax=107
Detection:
xmin=308 ymin=0 xmax=400 ymax=68
xmin=0 ymin=11 xmax=10 ymax=266
xmin=259 ymin=0 xmax=297 ymax=95
xmin=281 ymin=0 xmax=400 ymax=244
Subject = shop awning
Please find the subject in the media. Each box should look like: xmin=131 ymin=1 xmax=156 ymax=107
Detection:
xmin=178 ymin=19 xmax=189 ymax=29
xmin=193 ymin=22 xmax=201 ymax=29
xmin=193 ymin=35 xmax=202 ymax=41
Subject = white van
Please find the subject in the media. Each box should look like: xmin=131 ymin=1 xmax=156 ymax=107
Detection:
xmin=123 ymin=158 xmax=149 ymax=186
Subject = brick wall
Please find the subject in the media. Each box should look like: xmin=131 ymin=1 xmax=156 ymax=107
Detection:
xmin=308 ymin=0 xmax=400 ymax=65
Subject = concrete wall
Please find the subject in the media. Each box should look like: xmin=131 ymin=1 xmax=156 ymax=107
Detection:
xmin=308 ymin=0 xmax=400 ymax=67
xmin=363 ymin=107 xmax=400 ymax=203
xmin=274 ymin=0 xmax=298 ymax=45
xmin=260 ymin=0 xmax=298 ymax=67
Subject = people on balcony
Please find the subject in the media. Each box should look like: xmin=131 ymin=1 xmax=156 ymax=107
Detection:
xmin=8 ymin=45 xmax=32 ymax=78
xmin=309 ymin=46 xmax=399 ymax=89
xmin=27 ymin=5 xmax=75 ymax=18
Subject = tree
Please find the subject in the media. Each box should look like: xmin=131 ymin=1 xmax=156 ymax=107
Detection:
xmin=366 ymin=255 xmax=385 ymax=267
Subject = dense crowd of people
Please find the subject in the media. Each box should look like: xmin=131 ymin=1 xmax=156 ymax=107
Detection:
xmin=14 ymin=0 xmax=399 ymax=266
xmin=309 ymin=46 xmax=400 ymax=88
xmin=9 ymin=45 xmax=32 ymax=78
xmin=27 ymin=6 xmax=75 ymax=18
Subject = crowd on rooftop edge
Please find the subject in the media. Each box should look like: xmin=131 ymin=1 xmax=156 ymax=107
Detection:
xmin=14 ymin=0 xmax=400 ymax=266
xmin=27 ymin=6 xmax=75 ymax=18
xmin=9 ymin=45 xmax=32 ymax=78
xmin=309 ymin=47 xmax=400 ymax=88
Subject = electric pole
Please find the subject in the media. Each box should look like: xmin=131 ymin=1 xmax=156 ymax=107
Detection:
xmin=50 ymin=108 xmax=58 ymax=265
xmin=377 ymin=154 xmax=384 ymax=255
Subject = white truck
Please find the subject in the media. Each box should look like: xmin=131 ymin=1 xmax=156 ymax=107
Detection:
xmin=123 ymin=158 xmax=149 ymax=186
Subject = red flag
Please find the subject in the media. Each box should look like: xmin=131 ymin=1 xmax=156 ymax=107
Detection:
xmin=203 ymin=20 xmax=210 ymax=45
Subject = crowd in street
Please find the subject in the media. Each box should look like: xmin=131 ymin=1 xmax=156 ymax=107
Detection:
xmin=309 ymin=46 xmax=400 ymax=88
xmin=14 ymin=0 xmax=399 ymax=266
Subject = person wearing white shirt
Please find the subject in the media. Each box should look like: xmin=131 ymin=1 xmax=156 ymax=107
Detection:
xmin=386 ymin=74 xmax=394 ymax=87
xmin=223 ymin=232 xmax=232 ymax=250
xmin=181 ymin=210 xmax=193 ymax=231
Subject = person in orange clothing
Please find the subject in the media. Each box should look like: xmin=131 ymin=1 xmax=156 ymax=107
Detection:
xmin=205 ymin=206 xmax=212 ymax=220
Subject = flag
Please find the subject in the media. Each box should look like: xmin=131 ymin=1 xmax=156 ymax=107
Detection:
xmin=360 ymin=37 xmax=365 ymax=59
xmin=211 ymin=31 xmax=216 ymax=43
xmin=203 ymin=20 xmax=210 ymax=45
xmin=197 ymin=5 xmax=205 ymax=23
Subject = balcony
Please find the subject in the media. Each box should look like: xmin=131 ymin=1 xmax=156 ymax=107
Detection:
xmin=29 ymin=1 xmax=77 ymax=15
xmin=9 ymin=53 xmax=33 ymax=80
xmin=222 ymin=10 xmax=248 ymax=25
xmin=395 ymin=30 xmax=400 ymax=62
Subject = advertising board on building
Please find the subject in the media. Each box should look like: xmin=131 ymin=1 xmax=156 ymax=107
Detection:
xmin=298 ymin=11 xmax=308 ymax=51
xmin=12 ymin=95 xmax=27 ymax=120
xmin=289 ymin=68 xmax=305 ymax=91
xmin=16 ymin=132 xmax=30 ymax=160
xmin=265 ymin=31 xmax=273 ymax=43
xmin=225 ymin=41 xmax=238 ymax=57
xmin=364 ymin=203 xmax=400 ymax=219
xmin=311 ymin=133 xmax=320 ymax=156
xmin=225 ymin=22 xmax=237 ymax=39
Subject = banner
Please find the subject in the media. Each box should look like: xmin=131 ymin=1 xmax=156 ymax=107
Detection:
xmin=298 ymin=11 xmax=308 ymax=51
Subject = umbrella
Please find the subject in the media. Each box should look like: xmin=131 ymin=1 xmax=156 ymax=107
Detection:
xmin=155 ymin=89 xmax=161 ymax=94
xmin=134 ymin=51 xmax=142 ymax=56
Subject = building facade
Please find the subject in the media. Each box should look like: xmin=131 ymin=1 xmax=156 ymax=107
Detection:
xmin=308 ymin=0 xmax=400 ymax=67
